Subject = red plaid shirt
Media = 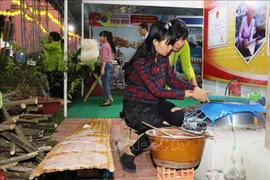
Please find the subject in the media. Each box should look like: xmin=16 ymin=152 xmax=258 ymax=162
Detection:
xmin=124 ymin=55 xmax=195 ymax=104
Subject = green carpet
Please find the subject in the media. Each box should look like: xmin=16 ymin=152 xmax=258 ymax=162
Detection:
xmin=67 ymin=96 xmax=200 ymax=118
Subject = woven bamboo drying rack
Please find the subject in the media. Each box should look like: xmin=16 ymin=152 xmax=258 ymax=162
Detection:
xmin=30 ymin=118 xmax=115 ymax=179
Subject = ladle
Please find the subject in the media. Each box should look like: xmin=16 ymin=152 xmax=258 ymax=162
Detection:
xmin=142 ymin=121 xmax=176 ymax=138
xmin=142 ymin=121 xmax=205 ymax=139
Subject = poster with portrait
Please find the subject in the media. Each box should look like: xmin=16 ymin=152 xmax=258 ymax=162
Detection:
xmin=234 ymin=1 xmax=267 ymax=63
xmin=203 ymin=1 xmax=268 ymax=87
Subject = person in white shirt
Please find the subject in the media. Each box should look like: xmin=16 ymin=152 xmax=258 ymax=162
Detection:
xmin=139 ymin=23 xmax=148 ymax=40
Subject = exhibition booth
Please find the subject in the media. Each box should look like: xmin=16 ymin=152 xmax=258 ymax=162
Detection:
xmin=2 ymin=0 xmax=269 ymax=179
xmin=81 ymin=1 xmax=269 ymax=96
xmin=76 ymin=1 xmax=270 ymax=179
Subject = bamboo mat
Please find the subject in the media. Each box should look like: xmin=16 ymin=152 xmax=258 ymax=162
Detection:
xmin=30 ymin=118 xmax=115 ymax=179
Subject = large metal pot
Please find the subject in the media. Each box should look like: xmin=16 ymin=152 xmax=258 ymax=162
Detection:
xmin=145 ymin=128 xmax=207 ymax=169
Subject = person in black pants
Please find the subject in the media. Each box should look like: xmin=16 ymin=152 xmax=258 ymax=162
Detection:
xmin=43 ymin=32 xmax=63 ymax=98
xmin=120 ymin=21 xmax=210 ymax=173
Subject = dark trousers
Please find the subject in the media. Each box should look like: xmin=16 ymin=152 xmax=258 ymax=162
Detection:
xmin=45 ymin=72 xmax=64 ymax=98
xmin=123 ymin=99 xmax=184 ymax=156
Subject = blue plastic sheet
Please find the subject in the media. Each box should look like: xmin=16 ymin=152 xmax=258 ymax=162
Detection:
xmin=185 ymin=102 xmax=266 ymax=127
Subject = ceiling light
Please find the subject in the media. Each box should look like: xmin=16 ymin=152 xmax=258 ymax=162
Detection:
xmin=68 ymin=24 xmax=75 ymax=32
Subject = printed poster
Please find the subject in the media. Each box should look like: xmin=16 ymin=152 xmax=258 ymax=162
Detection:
xmin=203 ymin=1 xmax=268 ymax=86
xmin=208 ymin=3 xmax=229 ymax=49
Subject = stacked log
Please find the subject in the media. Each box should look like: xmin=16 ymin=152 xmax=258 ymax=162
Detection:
xmin=0 ymin=97 xmax=57 ymax=179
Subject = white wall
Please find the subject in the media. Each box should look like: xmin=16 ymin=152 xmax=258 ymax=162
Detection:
xmin=196 ymin=128 xmax=270 ymax=180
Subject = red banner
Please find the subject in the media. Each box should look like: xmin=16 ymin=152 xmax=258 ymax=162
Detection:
xmin=130 ymin=15 xmax=159 ymax=26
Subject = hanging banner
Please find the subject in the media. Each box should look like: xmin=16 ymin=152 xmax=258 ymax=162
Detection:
xmin=130 ymin=15 xmax=159 ymax=26
xmin=203 ymin=1 xmax=269 ymax=86
xmin=89 ymin=12 xmax=203 ymax=27
xmin=89 ymin=12 xmax=161 ymax=27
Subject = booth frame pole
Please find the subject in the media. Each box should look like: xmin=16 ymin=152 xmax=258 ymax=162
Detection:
xmin=81 ymin=2 xmax=85 ymax=97
xmin=81 ymin=2 xmax=84 ymax=39
xmin=63 ymin=0 xmax=68 ymax=117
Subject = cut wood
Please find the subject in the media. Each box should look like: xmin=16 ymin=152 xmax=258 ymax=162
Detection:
xmin=0 ymin=132 xmax=36 ymax=153
xmin=2 ymin=91 xmax=16 ymax=99
xmin=16 ymin=117 xmax=50 ymax=123
xmin=21 ymin=129 xmax=44 ymax=136
xmin=0 ymin=138 xmax=10 ymax=148
xmin=11 ymin=114 xmax=20 ymax=122
xmin=31 ymin=117 xmax=49 ymax=121
xmin=17 ymin=119 xmax=38 ymax=124
xmin=1 ymin=147 xmax=26 ymax=154
xmin=3 ymin=98 xmax=37 ymax=108
xmin=20 ymin=113 xmax=53 ymax=119
xmin=0 ymin=132 xmax=44 ymax=162
xmin=25 ymin=105 xmax=42 ymax=112
xmin=7 ymin=103 xmax=26 ymax=116
xmin=0 ymin=162 xmax=18 ymax=170
xmin=33 ymin=135 xmax=51 ymax=141
xmin=0 ymin=124 xmax=15 ymax=132
xmin=21 ymin=123 xmax=58 ymax=128
xmin=21 ymin=162 xmax=37 ymax=168
xmin=10 ymin=141 xmax=16 ymax=155
xmin=1 ymin=107 xmax=14 ymax=124
xmin=37 ymin=146 xmax=52 ymax=152
xmin=28 ymin=133 xmax=44 ymax=140
xmin=8 ymin=166 xmax=34 ymax=172
xmin=4 ymin=171 xmax=30 ymax=179
xmin=14 ymin=125 xmax=36 ymax=150
xmin=0 ymin=151 xmax=38 ymax=165
xmin=25 ymin=107 xmax=38 ymax=112
xmin=0 ymin=91 xmax=2 ymax=109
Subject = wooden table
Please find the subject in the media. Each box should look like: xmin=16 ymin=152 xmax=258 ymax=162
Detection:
xmin=83 ymin=73 xmax=102 ymax=102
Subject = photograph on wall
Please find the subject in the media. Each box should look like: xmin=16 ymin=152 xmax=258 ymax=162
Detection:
xmin=207 ymin=2 xmax=229 ymax=49
xmin=234 ymin=1 xmax=267 ymax=63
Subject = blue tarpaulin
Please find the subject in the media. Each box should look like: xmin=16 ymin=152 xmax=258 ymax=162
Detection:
xmin=185 ymin=102 xmax=266 ymax=127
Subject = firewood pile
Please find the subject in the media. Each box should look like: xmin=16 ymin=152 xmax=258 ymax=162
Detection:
xmin=0 ymin=93 xmax=57 ymax=179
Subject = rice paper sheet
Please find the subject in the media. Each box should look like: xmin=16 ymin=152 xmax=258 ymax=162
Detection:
xmin=30 ymin=118 xmax=115 ymax=179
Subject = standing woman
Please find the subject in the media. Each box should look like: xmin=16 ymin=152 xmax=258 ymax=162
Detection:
xmin=169 ymin=19 xmax=198 ymax=87
xmin=99 ymin=31 xmax=116 ymax=106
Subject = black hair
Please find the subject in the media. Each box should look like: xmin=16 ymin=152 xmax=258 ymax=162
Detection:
xmin=49 ymin=31 xmax=62 ymax=41
xmin=99 ymin=31 xmax=116 ymax=54
xmin=139 ymin=23 xmax=148 ymax=31
xmin=170 ymin=19 xmax=189 ymax=40
xmin=125 ymin=21 xmax=176 ymax=81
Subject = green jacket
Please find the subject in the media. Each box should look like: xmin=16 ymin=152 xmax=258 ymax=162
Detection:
xmin=43 ymin=41 xmax=63 ymax=72
xmin=169 ymin=41 xmax=195 ymax=81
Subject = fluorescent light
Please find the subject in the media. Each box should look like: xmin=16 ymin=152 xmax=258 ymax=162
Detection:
xmin=68 ymin=24 xmax=75 ymax=32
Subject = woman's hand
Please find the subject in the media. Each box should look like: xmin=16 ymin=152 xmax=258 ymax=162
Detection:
xmin=100 ymin=61 xmax=106 ymax=76
xmin=194 ymin=87 xmax=210 ymax=102
xmin=186 ymin=87 xmax=210 ymax=102
xmin=100 ymin=69 xmax=105 ymax=76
